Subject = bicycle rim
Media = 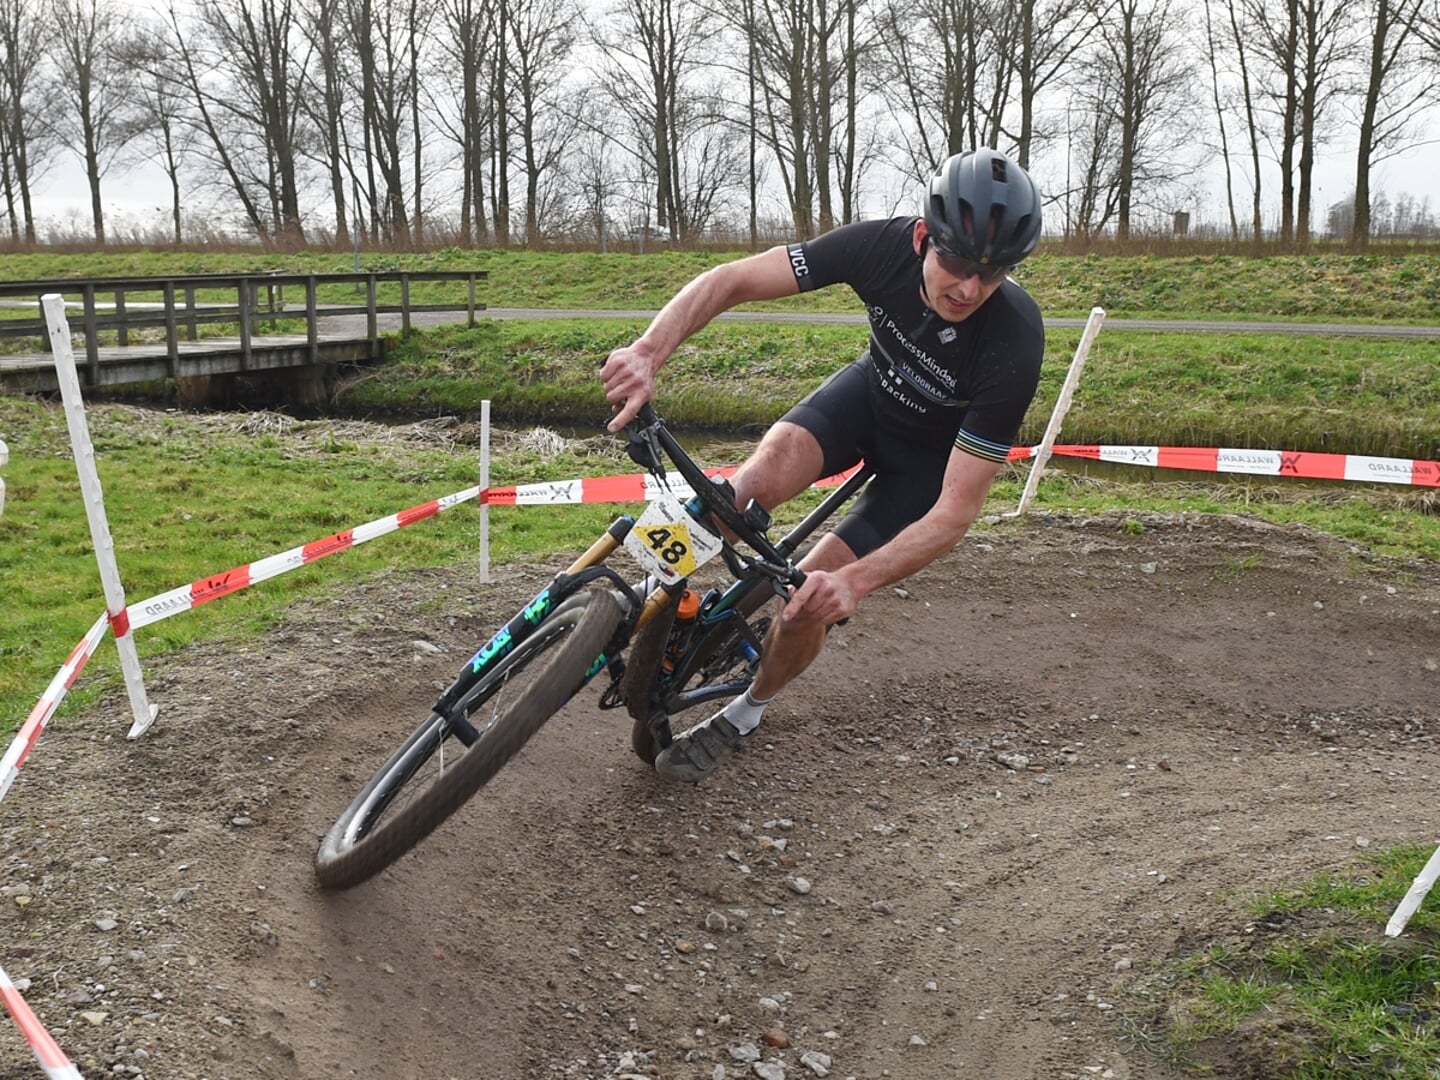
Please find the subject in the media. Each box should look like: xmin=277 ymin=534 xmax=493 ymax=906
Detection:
xmin=314 ymin=588 xmax=623 ymax=889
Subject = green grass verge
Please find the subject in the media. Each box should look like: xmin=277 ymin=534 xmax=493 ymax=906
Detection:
xmin=1131 ymin=846 xmax=1440 ymax=1078
xmin=336 ymin=319 xmax=1440 ymax=460
xmin=3 ymin=247 xmax=1440 ymax=323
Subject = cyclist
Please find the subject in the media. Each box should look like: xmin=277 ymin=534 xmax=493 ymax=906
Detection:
xmin=601 ymin=148 xmax=1045 ymax=783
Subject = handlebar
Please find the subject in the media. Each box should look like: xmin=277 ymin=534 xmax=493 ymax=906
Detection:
xmin=625 ymin=403 xmax=806 ymax=591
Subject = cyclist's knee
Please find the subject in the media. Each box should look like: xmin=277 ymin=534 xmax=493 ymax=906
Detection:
xmin=736 ymin=423 xmax=824 ymax=508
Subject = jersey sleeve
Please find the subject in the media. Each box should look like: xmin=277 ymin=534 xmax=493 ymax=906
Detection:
xmin=785 ymin=219 xmax=911 ymax=295
xmin=952 ymin=286 xmax=1046 ymax=462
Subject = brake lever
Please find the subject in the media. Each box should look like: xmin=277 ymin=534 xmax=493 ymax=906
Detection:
xmin=624 ymin=415 xmax=667 ymax=479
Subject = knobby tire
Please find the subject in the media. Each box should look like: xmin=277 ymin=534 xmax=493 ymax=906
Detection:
xmin=314 ymin=588 xmax=623 ymax=890
xmin=624 ymin=584 xmax=774 ymax=765
xmin=622 ymin=600 xmax=677 ymax=763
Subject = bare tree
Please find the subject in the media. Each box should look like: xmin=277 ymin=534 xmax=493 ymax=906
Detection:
xmin=117 ymin=21 xmax=196 ymax=246
xmin=1214 ymin=0 xmax=1264 ymax=240
xmin=432 ymin=0 xmax=495 ymax=245
xmin=1294 ymin=0 xmax=1353 ymax=241
xmin=876 ymin=0 xmax=1015 ymax=179
xmin=805 ymin=0 xmax=874 ymax=230
xmin=0 ymin=100 xmax=15 ymax=238
xmin=297 ymin=0 xmax=351 ymax=243
xmin=1069 ymin=93 xmax=1121 ymax=241
xmin=569 ymin=118 xmax=619 ymax=245
xmin=1351 ymin=0 xmax=1437 ymax=244
xmin=174 ymin=0 xmax=312 ymax=245
xmin=166 ymin=4 xmax=267 ymax=238
xmin=0 ymin=0 xmax=52 ymax=244
xmin=589 ymin=0 xmax=749 ymax=240
xmin=348 ymin=0 xmax=419 ymax=245
xmin=1012 ymin=0 xmax=1100 ymax=166
xmin=591 ymin=0 xmax=718 ymax=240
xmin=47 ymin=0 xmax=134 ymax=244
xmin=1074 ymin=0 xmax=1197 ymax=239
xmin=504 ymin=0 xmax=576 ymax=245
xmin=404 ymin=0 xmax=433 ymax=240
xmin=669 ymin=88 xmax=747 ymax=236
xmin=1201 ymin=0 xmax=1241 ymax=238
xmin=488 ymin=0 xmax=511 ymax=243
xmin=732 ymin=0 xmax=876 ymax=236
xmin=1244 ymin=0 xmax=1352 ymax=242
xmin=740 ymin=0 xmax=757 ymax=246
xmin=750 ymin=0 xmax=815 ymax=235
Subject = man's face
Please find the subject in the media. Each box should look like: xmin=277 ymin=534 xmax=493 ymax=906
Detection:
xmin=912 ymin=220 xmax=1008 ymax=323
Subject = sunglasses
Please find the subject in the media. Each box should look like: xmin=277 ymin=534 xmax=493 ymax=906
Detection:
xmin=927 ymin=239 xmax=1010 ymax=284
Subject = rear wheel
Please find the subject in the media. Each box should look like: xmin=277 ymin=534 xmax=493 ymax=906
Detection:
xmin=622 ymin=600 xmax=678 ymax=763
xmin=315 ymin=588 xmax=623 ymax=889
xmin=625 ymin=584 xmax=773 ymax=765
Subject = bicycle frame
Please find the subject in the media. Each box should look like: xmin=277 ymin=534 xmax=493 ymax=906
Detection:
xmin=430 ymin=404 xmax=873 ymax=736
xmin=651 ymin=464 xmax=870 ymax=718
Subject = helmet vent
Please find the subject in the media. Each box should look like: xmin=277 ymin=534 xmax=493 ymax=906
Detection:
xmin=991 ymin=158 xmax=1008 ymax=182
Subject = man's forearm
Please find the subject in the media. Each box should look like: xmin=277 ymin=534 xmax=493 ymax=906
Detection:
xmin=634 ymin=269 xmax=734 ymax=370
xmin=636 ymin=247 xmax=799 ymax=370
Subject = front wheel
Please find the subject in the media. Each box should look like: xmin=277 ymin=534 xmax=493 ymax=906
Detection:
xmin=315 ymin=588 xmax=623 ymax=890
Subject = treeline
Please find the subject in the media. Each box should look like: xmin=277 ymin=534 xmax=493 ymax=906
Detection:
xmin=1 ymin=0 xmax=1438 ymax=251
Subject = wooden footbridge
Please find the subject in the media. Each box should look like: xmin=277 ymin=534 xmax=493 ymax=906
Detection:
xmin=0 ymin=270 xmax=486 ymax=394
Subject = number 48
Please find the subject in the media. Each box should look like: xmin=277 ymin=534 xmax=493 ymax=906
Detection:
xmin=644 ymin=527 xmax=688 ymax=565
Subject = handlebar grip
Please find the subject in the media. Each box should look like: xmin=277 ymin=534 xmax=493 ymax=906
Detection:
xmin=776 ymin=569 xmax=845 ymax=625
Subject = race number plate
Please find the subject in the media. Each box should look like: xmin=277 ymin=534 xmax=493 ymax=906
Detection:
xmin=623 ymin=494 xmax=723 ymax=582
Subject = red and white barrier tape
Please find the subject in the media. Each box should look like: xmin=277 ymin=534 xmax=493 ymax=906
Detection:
xmin=0 ymin=965 xmax=85 ymax=1079
xmin=481 ymin=462 xmax=863 ymax=505
xmin=126 ymin=486 xmax=482 ymax=631
xmin=1015 ymin=444 xmax=1440 ymax=486
xmin=0 ymin=612 xmax=108 ymax=805
xmin=484 ymin=447 xmax=1440 ymax=506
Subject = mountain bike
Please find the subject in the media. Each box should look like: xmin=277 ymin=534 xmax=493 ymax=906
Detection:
xmin=314 ymin=403 xmax=872 ymax=890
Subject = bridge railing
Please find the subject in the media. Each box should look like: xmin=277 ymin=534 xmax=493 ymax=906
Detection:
xmin=0 ymin=270 xmax=487 ymax=383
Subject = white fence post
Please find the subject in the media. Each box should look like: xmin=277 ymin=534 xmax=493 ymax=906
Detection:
xmin=1008 ymin=306 xmax=1106 ymax=517
xmin=1386 ymin=843 xmax=1440 ymax=937
xmin=0 ymin=437 xmax=8 ymax=516
xmin=42 ymin=295 xmax=158 ymax=739
xmin=479 ymin=399 xmax=491 ymax=583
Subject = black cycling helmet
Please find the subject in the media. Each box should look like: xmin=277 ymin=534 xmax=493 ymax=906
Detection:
xmin=924 ymin=148 xmax=1042 ymax=267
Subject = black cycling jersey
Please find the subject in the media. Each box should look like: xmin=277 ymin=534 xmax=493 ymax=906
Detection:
xmin=785 ymin=216 xmax=1045 ymax=461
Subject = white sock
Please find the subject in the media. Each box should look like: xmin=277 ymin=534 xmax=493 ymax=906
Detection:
xmin=722 ymin=688 xmax=771 ymax=735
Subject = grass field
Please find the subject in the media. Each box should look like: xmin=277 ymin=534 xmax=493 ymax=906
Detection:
xmin=1 ymin=246 xmax=1438 ymax=322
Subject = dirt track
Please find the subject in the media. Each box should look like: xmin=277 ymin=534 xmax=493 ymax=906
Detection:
xmin=2 ymin=508 xmax=1439 ymax=1080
